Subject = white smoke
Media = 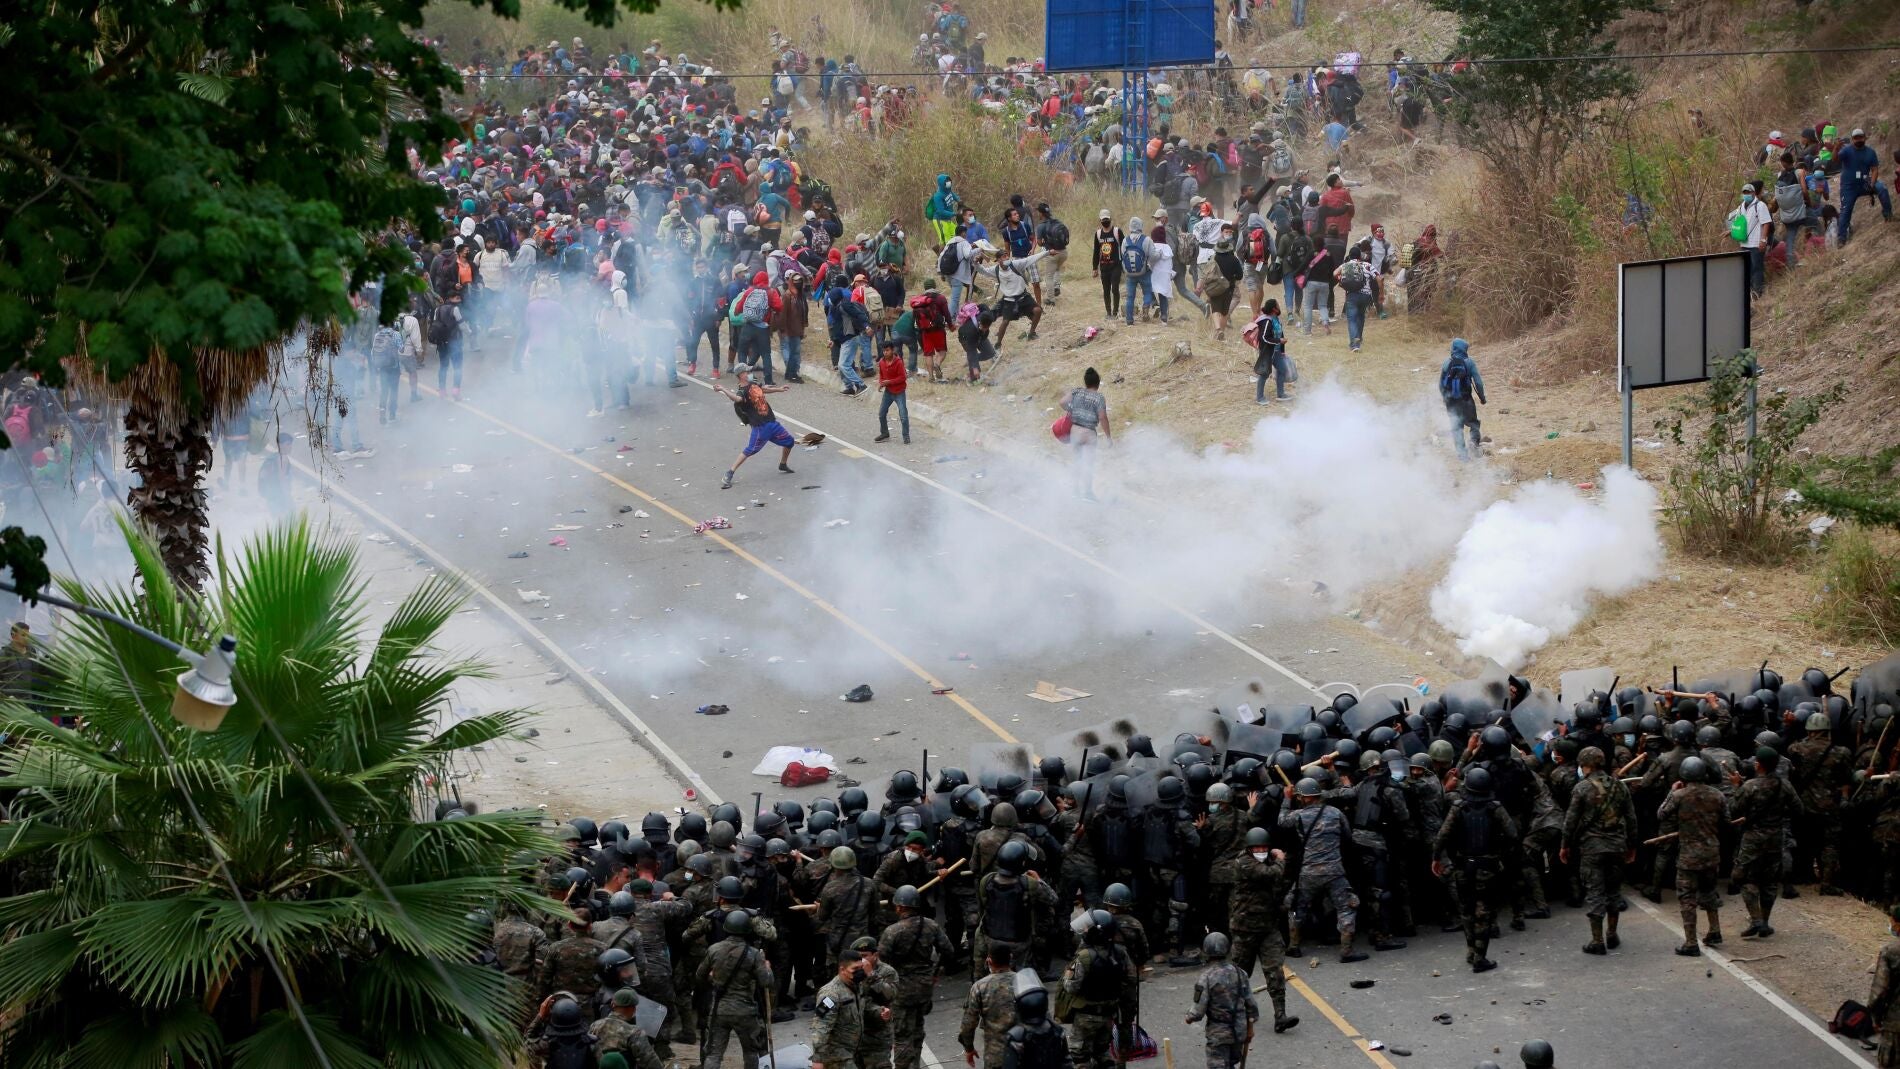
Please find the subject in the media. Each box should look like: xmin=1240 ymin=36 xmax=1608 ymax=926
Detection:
xmin=1429 ymin=465 xmax=1663 ymax=670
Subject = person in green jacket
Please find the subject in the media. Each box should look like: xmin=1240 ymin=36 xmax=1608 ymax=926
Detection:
xmin=926 ymin=174 xmax=961 ymax=248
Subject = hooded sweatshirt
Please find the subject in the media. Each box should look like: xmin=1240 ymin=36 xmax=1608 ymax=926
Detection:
xmin=926 ymin=174 xmax=961 ymax=221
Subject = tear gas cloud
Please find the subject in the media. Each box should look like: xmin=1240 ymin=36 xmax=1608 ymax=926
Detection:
xmin=1428 ymin=464 xmax=1662 ymax=671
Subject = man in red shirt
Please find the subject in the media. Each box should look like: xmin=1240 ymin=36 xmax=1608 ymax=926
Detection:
xmin=908 ymin=281 xmax=951 ymax=383
xmin=873 ymin=340 xmax=910 ymax=444
xmin=1317 ymin=173 xmax=1356 ymax=242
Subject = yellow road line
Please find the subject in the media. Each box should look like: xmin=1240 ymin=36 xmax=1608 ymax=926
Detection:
xmin=412 ymin=387 xmax=1021 ymax=745
xmin=1283 ymin=970 xmax=1400 ymax=1069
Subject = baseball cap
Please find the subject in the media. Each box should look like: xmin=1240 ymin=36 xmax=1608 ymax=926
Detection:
xmin=733 ymin=363 xmax=755 ymax=376
xmin=1099 ymin=208 xmax=1112 ymax=220
xmin=1852 ymin=128 xmax=1867 ymax=138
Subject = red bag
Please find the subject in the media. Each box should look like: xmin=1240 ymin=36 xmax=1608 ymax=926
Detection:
xmin=779 ymin=761 xmax=832 ymax=787
xmin=1051 ymin=414 xmax=1073 ymax=442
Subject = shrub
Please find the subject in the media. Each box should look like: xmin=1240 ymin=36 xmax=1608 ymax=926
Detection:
xmin=1813 ymin=524 xmax=1900 ymax=646
xmin=1655 ymin=351 xmax=1843 ymax=562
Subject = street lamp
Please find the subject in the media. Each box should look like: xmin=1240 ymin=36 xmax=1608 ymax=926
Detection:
xmin=0 ymin=580 xmax=240 ymax=731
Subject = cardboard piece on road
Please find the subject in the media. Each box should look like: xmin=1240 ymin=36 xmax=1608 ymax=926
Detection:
xmin=1029 ymin=681 xmax=1092 ymax=703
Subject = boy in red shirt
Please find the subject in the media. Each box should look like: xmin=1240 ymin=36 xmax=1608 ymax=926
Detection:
xmin=873 ymin=340 xmax=910 ymax=444
xmin=907 ymin=280 xmax=952 ymax=383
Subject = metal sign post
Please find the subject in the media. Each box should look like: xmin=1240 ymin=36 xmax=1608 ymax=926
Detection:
xmin=1616 ymin=251 xmax=1752 ymax=468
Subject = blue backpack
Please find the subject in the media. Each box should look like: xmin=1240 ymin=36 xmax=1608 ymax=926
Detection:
xmin=1440 ymin=357 xmax=1473 ymax=400
xmin=1120 ymin=236 xmax=1150 ymax=276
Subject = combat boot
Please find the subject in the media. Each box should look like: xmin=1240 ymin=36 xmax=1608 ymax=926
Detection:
xmin=1285 ymin=925 xmax=1303 ymax=958
xmin=1582 ymin=916 xmax=1607 ymax=955
xmin=1605 ymin=911 xmax=1621 ymax=950
xmin=1740 ymin=898 xmax=1764 ymax=938
xmin=1702 ymin=908 xmax=1724 ymax=946
xmin=1271 ymin=992 xmax=1300 ymax=1034
xmin=1338 ymin=929 xmax=1368 ymax=964
xmin=1758 ymin=895 xmax=1777 ymax=937
xmin=1675 ymin=911 xmax=1701 ymax=956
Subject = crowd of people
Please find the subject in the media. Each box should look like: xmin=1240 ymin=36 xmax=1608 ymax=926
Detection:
xmin=1731 ymin=123 xmax=1895 ymax=295
xmin=487 ymin=657 xmax=1900 ymax=1069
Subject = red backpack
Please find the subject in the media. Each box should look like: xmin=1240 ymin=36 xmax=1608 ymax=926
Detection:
xmin=909 ymin=294 xmax=944 ymax=332
xmin=1245 ymin=224 xmax=1269 ymax=265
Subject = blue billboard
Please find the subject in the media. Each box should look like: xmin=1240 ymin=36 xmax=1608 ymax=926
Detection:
xmin=1045 ymin=0 xmax=1218 ymax=72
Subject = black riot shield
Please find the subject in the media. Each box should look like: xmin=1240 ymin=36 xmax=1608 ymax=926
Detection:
xmin=1854 ymin=652 xmax=1900 ymax=719
xmin=1508 ymin=687 xmax=1564 ymax=740
xmin=1343 ymin=696 xmax=1404 ymax=735
xmin=971 ymin=743 xmax=1035 ymax=790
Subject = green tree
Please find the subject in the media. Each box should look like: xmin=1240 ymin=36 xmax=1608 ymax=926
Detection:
xmin=1424 ymin=0 xmax=1655 ymax=178
xmin=0 ymin=520 xmax=552 ymax=1067
xmin=0 ymin=0 xmax=734 ymax=587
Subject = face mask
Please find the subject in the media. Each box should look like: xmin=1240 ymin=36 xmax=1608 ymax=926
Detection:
xmin=1743 ymin=195 xmax=1755 ymax=205
xmin=904 ymin=848 xmax=923 ymax=862
xmin=682 ymin=872 xmax=695 ymax=882
xmin=1250 ymin=850 xmax=1270 ymax=863
xmin=1624 ymin=734 xmax=1637 ymax=748
xmin=1208 ymin=803 xmax=1223 ymax=814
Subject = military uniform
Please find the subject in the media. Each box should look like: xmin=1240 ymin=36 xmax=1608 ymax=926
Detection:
xmin=1062 ymin=942 xmax=1136 ymax=1069
xmin=1639 ymin=743 xmax=1695 ymax=896
xmin=1002 ymin=1016 xmax=1073 ymax=1069
xmin=538 ymin=929 xmax=607 ymax=1001
xmin=493 ymin=913 xmax=549 ymax=1020
xmin=811 ymin=973 xmax=867 ymax=1069
xmin=1188 ymin=960 xmax=1258 ymax=1069
xmin=1200 ymin=804 xmax=1247 ymax=936
xmin=1870 ymin=935 xmax=1900 ymax=1068
xmin=817 ymin=869 xmax=880 ymax=960
xmin=1659 ymin=781 xmax=1730 ymax=946
xmin=958 ymin=969 xmax=1017 ymax=1069
xmin=1331 ymin=773 xmax=1409 ymax=946
xmin=855 ymin=958 xmax=899 ymax=1069
xmin=1139 ymin=801 xmax=1202 ymax=960
xmin=1278 ymin=804 xmax=1359 ymax=942
xmin=1736 ymin=770 xmax=1799 ymax=929
xmin=975 ymin=871 xmax=1057 ymax=971
xmin=1789 ymin=733 xmax=1852 ymax=890
xmin=1055 ymin=804 xmax=1102 ymax=914
xmin=1228 ymin=852 xmax=1291 ymax=1026
xmin=1865 ymin=777 xmax=1900 ymax=905
xmin=1435 ymin=794 xmax=1520 ymax=969
xmin=1107 ymin=910 xmax=1150 ymax=1051
xmin=588 ymin=1013 xmax=665 ymax=1069
xmin=1562 ymin=769 xmax=1636 ymax=920
xmin=879 ymin=914 xmax=957 ymax=1069
xmin=695 ymin=936 xmax=773 ymax=1069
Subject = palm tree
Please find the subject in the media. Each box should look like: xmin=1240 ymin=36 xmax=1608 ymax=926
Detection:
xmin=0 ymin=518 xmax=551 ymax=1067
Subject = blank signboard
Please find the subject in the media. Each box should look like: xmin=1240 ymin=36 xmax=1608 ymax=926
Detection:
xmin=1618 ymin=252 xmax=1749 ymax=390
xmin=1045 ymin=0 xmax=1217 ymax=72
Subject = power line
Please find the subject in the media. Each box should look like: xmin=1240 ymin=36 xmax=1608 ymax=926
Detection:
xmin=446 ymin=42 xmax=1900 ymax=82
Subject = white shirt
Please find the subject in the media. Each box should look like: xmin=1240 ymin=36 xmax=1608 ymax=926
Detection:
xmin=1151 ymin=240 xmax=1176 ymax=297
xmin=1730 ymin=199 xmax=1773 ymax=248
xmin=1192 ymin=216 xmax=1225 ymax=264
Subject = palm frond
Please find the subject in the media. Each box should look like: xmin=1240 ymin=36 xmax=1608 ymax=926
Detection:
xmin=76 ymin=898 xmax=245 ymax=1007
xmin=229 ymin=1010 xmax=381 ymax=1069
xmin=70 ymin=1001 xmax=223 ymax=1069
xmin=0 ymin=925 xmax=83 ymax=1007
xmin=175 ymin=72 xmax=232 ymax=105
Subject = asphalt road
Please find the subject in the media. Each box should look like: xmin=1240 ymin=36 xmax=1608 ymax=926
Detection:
xmin=293 ymin=350 xmax=1870 ymax=1069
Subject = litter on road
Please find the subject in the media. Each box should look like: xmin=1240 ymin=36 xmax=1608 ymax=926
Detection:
xmin=1028 ymin=681 xmax=1091 ymax=703
xmin=843 ymin=684 xmax=874 ymax=703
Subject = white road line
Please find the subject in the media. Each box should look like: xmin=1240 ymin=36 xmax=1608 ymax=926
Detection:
xmin=686 ymin=376 xmax=1329 ymax=702
xmin=290 ymin=459 xmax=726 ymax=806
xmin=1630 ymin=897 xmax=1873 ymax=1066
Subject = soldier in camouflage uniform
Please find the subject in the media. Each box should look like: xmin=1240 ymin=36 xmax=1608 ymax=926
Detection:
xmin=1561 ymin=746 xmax=1637 ymax=955
xmin=696 ymin=910 xmax=774 ymax=1069
xmin=589 ymin=988 xmax=666 ymax=1069
xmin=1868 ymin=906 xmax=1900 ymax=1069
xmin=1736 ymin=746 xmax=1800 ymax=937
xmin=973 ymin=803 xmax=1029 ymax=879
xmin=875 ymin=831 xmax=936 ymax=898
xmin=493 ymin=904 xmax=549 ymax=1022
xmin=1638 ymin=721 xmax=1698 ymax=901
xmin=538 ymin=918 xmax=607 ymax=1002
xmin=627 ymin=879 xmax=691 ymax=1055
xmin=1789 ymin=710 xmax=1852 ymax=894
xmin=817 ymin=846 xmax=880 ymax=962
xmin=811 ymin=950 xmax=872 ymax=1069
xmin=975 ymin=840 xmax=1059 ymax=971
xmin=1186 ymin=932 xmax=1257 ymax=1069
xmin=671 ymin=854 xmax=719 ymax=1042
xmin=1142 ymin=777 xmax=1204 ymax=966
xmin=1228 ymin=827 xmax=1298 ymax=1034
xmin=934 ymin=786 xmax=984 ymax=962
xmin=1004 ymin=969 xmax=1073 ymax=1069
xmin=1055 ymin=782 xmax=1101 ymax=917
xmin=1403 ymin=753 xmax=1452 ymax=927
xmin=1278 ymin=778 xmax=1363 ymax=962
xmin=959 ymin=946 xmax=1018 ymax=1069
xmin=1434 ymin=766 xmax=1519 ymax=973
xmin=1658 ymin=755 xmax=1731 ymax=954
xmin=1062 ymin=910 xmax=1137 ymax=1069
xmin=851 ymin=935 xmax=900 ymax=1069
xmin=1101 ymin=883 xmax=1150 ymax=1053
xmin=878 ymin=885 xmax=957 ymax=1069
xmin=1199 ymin=783 xmax=1247 ymax=938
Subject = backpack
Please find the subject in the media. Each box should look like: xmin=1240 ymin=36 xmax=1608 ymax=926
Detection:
xmin=774 ymin=73 xmax=794 ymax=96
xmin=4 ymin=404 xmax=31 ymax=448
xmin=1270 ymin=147 xmax=1294 ymax=175
xmin=1244 ymin=224 xmax=1269 ymax=265
xmin=791 ymin=49 xmax=810 ymax=74
xmin=428 ymin=304 xmax=457 ymax=346
xmin=1728 ymin=212 xmax=1749 ymax=242
xmin=370 ymin=326 xmax=404 ymax=371
xmin=1340 ymin=260 xmax=1367 ymax=293
xmin=1120 ymin=236 xmax=1150 ymax=276
xmin=937 ymin=241 xmax=963 ymax=277
xmin=740 ymin=286 xmax=772 ymax=325
xmin=1157 ymin=172 xmax=1183 ymax=205
xmin=909 ymin=294 xmax=945 ymax=332
xmin=1774 ymin=182 xmax=1806 ymax=224
xmin=1046 ymin=220 xmax=1070 ymax=249
xmin=1440 ymin=356 xmax=1473 ymax=401
xmin=800 ymin=176 xmax=834 ymax=207
xmin=753 ymin=200 xmax=773 ymax=226
xmin=1830 ymin=1000 xmax=1875 ymax=1039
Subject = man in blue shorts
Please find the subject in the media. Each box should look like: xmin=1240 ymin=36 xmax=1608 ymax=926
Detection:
xmin=714 ymin=363 xmax=796 ymax=489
